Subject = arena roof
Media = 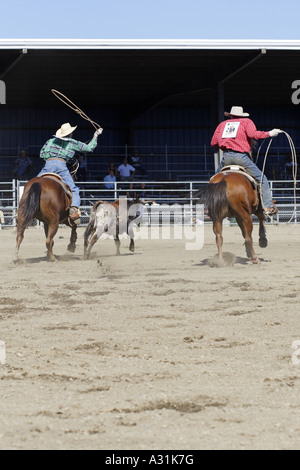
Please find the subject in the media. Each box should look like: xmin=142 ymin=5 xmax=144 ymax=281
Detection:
xmin=2 ymin=39 xmax=300 ymax=50
xmin=1 ymin=39 xmax=300 ymax=113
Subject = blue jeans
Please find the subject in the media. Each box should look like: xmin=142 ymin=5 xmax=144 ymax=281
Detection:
xmin=217 ymin=151 xmax=273 ymax=208
xmin=37 ymin=159 xmax=80 ymax=207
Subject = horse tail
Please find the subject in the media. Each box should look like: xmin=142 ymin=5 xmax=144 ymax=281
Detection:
xmin=84 ymin=201 xmax=101 ymax=241
xmin=196 ymin=180 xmax=229 ymax=220
xmin=18 ymin=182 xmax=42 ymax=231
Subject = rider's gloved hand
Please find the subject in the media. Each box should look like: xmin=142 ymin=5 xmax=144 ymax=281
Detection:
xmin=94 ymin=127 xmax=103 ymax=138
xmin=269 ymin=129 xmax=282 ymax=137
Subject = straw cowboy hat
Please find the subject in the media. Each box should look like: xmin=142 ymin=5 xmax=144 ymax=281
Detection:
xmin=224 ymin=106 xmax=249 ymax=117
xmin=55 ymin=122 xmax=77 ymax=138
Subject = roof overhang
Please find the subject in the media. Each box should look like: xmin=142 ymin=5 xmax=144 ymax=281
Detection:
xmin=1 ymin=38 xmax=300 ymax=50
xmin=0 ymin=39 xmax=300 ymax=111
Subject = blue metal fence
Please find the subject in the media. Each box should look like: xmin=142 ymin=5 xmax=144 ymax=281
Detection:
xmin=1 ymin=179 xmax=299 ymax=230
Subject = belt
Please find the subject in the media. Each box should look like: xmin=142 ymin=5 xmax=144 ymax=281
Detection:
xmin=223 ymin=149 xmax=244 ymax=154
xmin=223 ymin=149 xmax=251 ymax=157
xmin=47 ymin=158 xmax=66 ymax=162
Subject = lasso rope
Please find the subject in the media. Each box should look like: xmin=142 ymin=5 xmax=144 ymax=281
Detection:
xmin=259 ymin=131 xmax=297 ymax=223
xmin=51 ymin=89 xmax=102 ymax=130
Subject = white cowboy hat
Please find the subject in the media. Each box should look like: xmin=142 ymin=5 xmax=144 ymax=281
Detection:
xmin=55 ymin=122 xmax=77 ymax=138
xmin=224 ymin=106 xmax=249 ymax=117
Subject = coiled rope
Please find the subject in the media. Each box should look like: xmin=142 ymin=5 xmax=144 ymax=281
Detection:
xmin=258 ymin=131 xmax=297 ymax=223
xmin=51 ymin=89 xmax=102 ymax=131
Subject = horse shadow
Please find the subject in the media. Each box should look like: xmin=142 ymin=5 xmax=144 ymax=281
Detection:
xmin=19 ymin=253 xmax=83 ymax=264
xmin=83 ymin=251 xmax=141 ymax=259
xmin=196 ymin=253 xmax=271 ymax=267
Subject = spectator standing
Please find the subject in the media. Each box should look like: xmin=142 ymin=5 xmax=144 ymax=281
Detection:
xmin=13 ymin=149 xmax=35 ymax=179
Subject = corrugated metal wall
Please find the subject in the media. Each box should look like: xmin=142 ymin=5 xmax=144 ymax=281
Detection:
xmin=0 ymin=107 xmax=126 ymax=154
xmin=0 ymin=106 xmax=127 ymax=178
xmin=130 ymin=107 xmax=214 ymax=178
xmin=131 ymin=105 xmax=299 ymax=179
xmin=133 ymin=107 xmax=212 ymax=150
xmin=0 ymin=105 xmax=299 ymax=180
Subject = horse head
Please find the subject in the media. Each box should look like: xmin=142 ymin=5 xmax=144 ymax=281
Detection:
xmin=67 ymin=157 xmax=79 ymax=181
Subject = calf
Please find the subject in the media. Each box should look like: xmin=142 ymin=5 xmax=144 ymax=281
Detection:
xmin=83 ymin=198 xmax=143 ymax=259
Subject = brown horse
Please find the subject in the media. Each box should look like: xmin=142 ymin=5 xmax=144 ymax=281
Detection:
xmin=196 ymin=168 xmax=268 ymax=264
xmin=14 ymin=175 xmax=78 ymax=263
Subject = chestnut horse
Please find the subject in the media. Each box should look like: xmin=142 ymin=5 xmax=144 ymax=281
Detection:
xmin=14 ymin=175 xmax=78 ymax=263
xmin=196 ymin=168 xmax=268 ymax=264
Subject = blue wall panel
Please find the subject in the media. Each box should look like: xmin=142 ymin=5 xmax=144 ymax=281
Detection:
xmin=2 ymin=105 xmax=298 ymax=154
xmin=0 ymin=104 xmax=299 ymax=180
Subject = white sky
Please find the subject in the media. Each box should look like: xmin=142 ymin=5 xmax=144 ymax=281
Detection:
xmin=1 ymin=0 xmax=300 ymax=39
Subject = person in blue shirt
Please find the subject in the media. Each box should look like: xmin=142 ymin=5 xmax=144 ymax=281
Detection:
xmin=104 ymin=169 xmax=117 ymax=189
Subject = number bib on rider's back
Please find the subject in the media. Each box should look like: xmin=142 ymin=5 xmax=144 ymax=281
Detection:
xmin=222 ymin=122 xmax=240 ymax=139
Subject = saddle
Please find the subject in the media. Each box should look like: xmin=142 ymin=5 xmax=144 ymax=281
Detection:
xmin=39 ymin=173 xmax=72 ymax=199
xmin=211 ymin=165 xmax=258 ymax=189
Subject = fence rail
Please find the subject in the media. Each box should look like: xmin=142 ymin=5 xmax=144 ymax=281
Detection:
xmin=0 ymin=179 xmax=300 ymax=229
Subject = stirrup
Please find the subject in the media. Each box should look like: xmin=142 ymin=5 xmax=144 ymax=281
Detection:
xmin=264 ymin=205 xmax=278 ymax=216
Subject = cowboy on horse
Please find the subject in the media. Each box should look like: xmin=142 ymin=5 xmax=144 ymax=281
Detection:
xmin=211 ymin=106 xmax=282 ymax=216
xmin=37 ymin=122 xmax=103 ymax=223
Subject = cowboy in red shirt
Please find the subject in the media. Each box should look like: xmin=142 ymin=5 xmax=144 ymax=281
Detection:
xmin=211 ymin=106 xmax=282 ymax=216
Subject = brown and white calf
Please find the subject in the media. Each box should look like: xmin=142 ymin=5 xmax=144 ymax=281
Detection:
xmin=83 ymin=198 xmax=143 ymax=259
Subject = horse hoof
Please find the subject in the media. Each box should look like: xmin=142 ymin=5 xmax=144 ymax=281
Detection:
xmin=13 ymin=258 xmax=19 ymax=265
xmin=259 ymin=238 xmax=268 ymax=248
xmin=129 ymin=247 xmax=135 ymax=253
xmin=250 ymin=256 xmax=260 ymax=264
xmin=67 ymin=243 xmax=76 ymax=253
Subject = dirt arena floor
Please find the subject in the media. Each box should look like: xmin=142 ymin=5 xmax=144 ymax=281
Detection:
xmin=0 ymin=222 xmax=300 ymax=450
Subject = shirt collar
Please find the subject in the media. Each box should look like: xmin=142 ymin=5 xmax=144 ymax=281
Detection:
xmin=53 ymin=135 xmax=73 ymax=141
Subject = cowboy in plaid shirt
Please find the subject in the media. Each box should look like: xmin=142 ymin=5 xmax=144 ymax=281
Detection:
xmin=38 ymin=122 xmax=103 ymax=223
